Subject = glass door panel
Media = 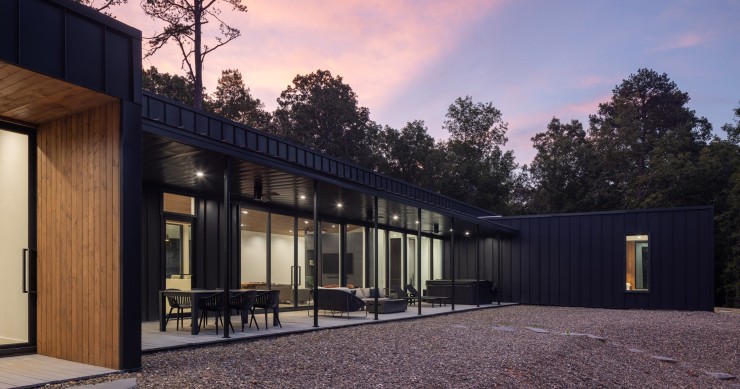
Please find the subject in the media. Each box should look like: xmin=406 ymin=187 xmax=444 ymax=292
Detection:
xmin=164 ymin=221 xmax=192 ymax=290
xmin=240 ymin=208 xmax=268 ymax=289
xmin=270 ymin=214 xmax=299 ymax=308
xmin=297 ymin=217 xmax=313 ymax=307
xmin=320 ymin=222 xmax=341 ymax=286
xmin=345 ymin=225 xmax=365 ymax=288
xmin=0 ymin=129 xmax=29 ymax=345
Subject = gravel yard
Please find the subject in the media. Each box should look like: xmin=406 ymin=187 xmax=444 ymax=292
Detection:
xmin=52 ymin=305 xmax=739 ymax=388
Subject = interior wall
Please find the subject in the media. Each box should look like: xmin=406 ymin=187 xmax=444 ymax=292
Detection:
xmin=37 ymin=101 xmax=121 ymax=368
xmin=0 ymin=130 xmax=29 ymax=343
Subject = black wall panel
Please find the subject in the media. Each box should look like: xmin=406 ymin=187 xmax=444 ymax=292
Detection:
xmin=1 ymin=0 xmax=141 ymax=102
xmin=141 ymin=188 xmax=240 ymax=321
xmin=488 ymin=207 xmax=714 ymax=311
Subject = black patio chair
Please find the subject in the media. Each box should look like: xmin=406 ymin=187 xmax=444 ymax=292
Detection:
xmin=164 ymin=288 xmax=191 ymax=331
xmin=254 ymin=290 xmax=282 ymax=329
xmin=230 ymin=290 xmax=259 ymax=331
xmin=406 ymin=284 xmax=450 ymax=307
xmin=198 ymin=292 xmax=234 ymax=335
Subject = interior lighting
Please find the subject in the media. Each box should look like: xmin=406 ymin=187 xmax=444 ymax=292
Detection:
xmin=465 ymin=231 xmax=470 ymax=236
xmin=241 ymin=210 xmax=248 ymax=214
xmin=299 ymin=195 xmax=306 ymax=200
xmin=392 ymin=215 xmax=399 ymax=221
xmin=304 ymin=220 xmax=309 ymax=224
xmin=240 ymin=224 xmax=245 ymax=227
xmin=195 ymin=171 xmax=204 ymax=178
xmin=336 ymin=202 xmax=343 ymax=208
xmin=331 ymin=225 xmax=336 ymax=228
xmin=415 ymin=221 xmax=419 ymax=224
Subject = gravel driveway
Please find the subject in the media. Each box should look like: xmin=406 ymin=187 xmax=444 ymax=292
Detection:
xmin=52 ymin=305 xmax=739 ymax=388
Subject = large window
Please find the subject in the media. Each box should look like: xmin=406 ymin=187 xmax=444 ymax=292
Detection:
xmin=346 ymin=225 xmax=365 ymax=288
xmin=240 ymin=208 xmax=268 ymax=288
xmin=626 ymin=235 xmax=649 ymax=291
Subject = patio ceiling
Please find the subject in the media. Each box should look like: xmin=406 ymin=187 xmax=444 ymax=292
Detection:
xmin=0 ymin=62 xmax=117 ymax=125
xmin=143 ymin=133 xmax=514 ymax=238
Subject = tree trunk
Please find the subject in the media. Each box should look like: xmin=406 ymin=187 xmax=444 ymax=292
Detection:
xmin=194 ymin=0 xmax=203 ymax=109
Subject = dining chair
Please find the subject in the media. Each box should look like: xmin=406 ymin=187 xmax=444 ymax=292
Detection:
xmin=230 ymin=290 xmax=259 ymax=331
xmin=164 ymin=288 xmax=191 ymax=331
xmin=198 ymin=292 xmax=234 ymax=335
xmin=254 ymin=290 xmax=282 ymax=329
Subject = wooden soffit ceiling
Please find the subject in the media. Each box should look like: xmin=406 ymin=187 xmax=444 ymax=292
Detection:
xmin=0 ymin=61 xmax=117 ymax=125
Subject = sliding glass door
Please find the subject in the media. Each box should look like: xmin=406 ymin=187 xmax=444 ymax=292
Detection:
xmin=0 ymin=128 xmax=32 ymax=349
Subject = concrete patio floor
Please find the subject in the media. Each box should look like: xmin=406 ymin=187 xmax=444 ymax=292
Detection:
xmin=143 ymin=302 xmax=517 ymax=352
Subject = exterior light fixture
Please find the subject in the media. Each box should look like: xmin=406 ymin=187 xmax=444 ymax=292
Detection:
xmin=336 ymin=202 xmax=343 ymax=208
xmin=392 ymin=215 xmax=399 ymax=221
xmin=195 ymin=171 xmax=204 ymax=178
xmin=465 ymin=231 xmax=470 ymax=236
xmin=299 ymin=195 xmax=306 ymax=200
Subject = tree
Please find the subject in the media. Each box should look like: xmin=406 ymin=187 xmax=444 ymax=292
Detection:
xmin=271 ymin=69 xmax=380 ymax=167
xmin=142 ymin=0 xmax=248 ymax=109
xmin=588 ymin=68 xmax=711 ymax=209
xmin=722 ymin=101 xmax=740 ymax=145
xmin=73 ymin=0 xmax=126 ymax=15
xmin=208 ymin=69 xmax=270 ymax=129
xmin=142 ymin=66 xmax=197 ymax=105
xmin=439 ymin=96 xmax=517 ymax=212
xmin=376 ymin=121 xmax=445 ymax=190
xmin=527 ymin=118 xmax=596 ymax=213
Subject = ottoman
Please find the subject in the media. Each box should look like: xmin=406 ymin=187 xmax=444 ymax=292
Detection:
xmin=366 ymin=298 xmax=407 ymax=314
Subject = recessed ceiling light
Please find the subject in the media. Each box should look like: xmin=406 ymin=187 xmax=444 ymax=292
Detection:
xmin=465 ymin=231 xmax=470 ymax=236
xmin=450 ymin=228 xmax=453 ymax=232
xmin=415 ymin=221 xmax=419 ymax=224
xmin=299 ymin=195 xmax=306 ymax=200
xmin=240 ymin=224 xmax=245 ymax=227
xmin=331 ymin=225 xmax=336 ymax=228
xmin=304 ymin=220 xmax=309 ymax=224
xmin=289 ymin=229 xmax=293 ymax=233
xmin=392 ymin=215 xmax=399 ymax=221
xmin=195 ymin=171 xmax=204 ymax=178
xmin=336 ymin=202 xmax=343 ymax=208
xmin=241 ymin=210 xmax=248 ymax=214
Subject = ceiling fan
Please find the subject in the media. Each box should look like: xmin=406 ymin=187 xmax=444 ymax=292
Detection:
xmin=253 ymin=179 xmax=279 ymax=202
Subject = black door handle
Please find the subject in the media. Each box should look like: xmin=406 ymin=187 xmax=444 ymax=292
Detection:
xmin=22 ymin=248 xmax=28 ymax=294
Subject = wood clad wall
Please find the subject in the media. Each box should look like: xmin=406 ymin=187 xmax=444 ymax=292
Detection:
xmin=37 ymin=101 xmax=121 ymax=369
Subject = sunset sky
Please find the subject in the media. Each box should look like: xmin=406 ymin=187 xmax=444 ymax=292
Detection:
xmin=113 ymin=0 xmax=740 ymax=164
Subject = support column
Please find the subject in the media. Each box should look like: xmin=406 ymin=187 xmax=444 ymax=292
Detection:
xmin=222 ymin=157 xmax=231 ymax=339
xmin=497 ymin=232 xmax=502 ymax=305
xmin=451 ymin=218 xmax=455 ymax=311
xmin=476 ymin=225 xmax=480 ymax=307
xmin=373 ymin=196 xmax=379 ymax=321
xmin=312 ymin=180 xmax=320 ymax=326
xmin=340 ymin=223 xmax=347 ymax=287
xmin=402 ymin=232 xmax=407 ymax=294
xmin=293 ymin=217 xmax=299 ymax=307
xmin=417 ymin=208 xmax=422 ymax=315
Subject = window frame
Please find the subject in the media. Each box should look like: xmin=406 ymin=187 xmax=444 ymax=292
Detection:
xmin=624 ymin=232 xmax=651 ymax=294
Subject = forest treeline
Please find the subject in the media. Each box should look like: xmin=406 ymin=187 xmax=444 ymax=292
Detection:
xmin=144 ymin=66 xmax=740 ymax=308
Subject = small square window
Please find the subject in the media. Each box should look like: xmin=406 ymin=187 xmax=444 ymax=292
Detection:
xmin=625 ymin=235 xmax=649 ymax=291
xmin=163 ymin=193 xmax=195 ymax=215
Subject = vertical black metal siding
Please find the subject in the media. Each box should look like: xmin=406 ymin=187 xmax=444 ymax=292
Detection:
xmin=140 ymin=188 xmax=162 ymax=321
xmin=0 ymin=0 xmax=141 ymax=103
xmin=488 ymin=208 xmax=713 ymax=311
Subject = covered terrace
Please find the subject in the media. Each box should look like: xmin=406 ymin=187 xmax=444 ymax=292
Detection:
xmin=140 ymin=92 xmax=518 ymax=341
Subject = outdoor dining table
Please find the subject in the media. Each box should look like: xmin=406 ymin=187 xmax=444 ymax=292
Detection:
xmin=159 ymin=289 xmax=274 ymax=335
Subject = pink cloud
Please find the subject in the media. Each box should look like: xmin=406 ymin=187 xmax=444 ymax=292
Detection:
xmin=112 ymin=1 xmax=506 ymax=112
xmin=653 ymin=32 xmax=712 ymax=52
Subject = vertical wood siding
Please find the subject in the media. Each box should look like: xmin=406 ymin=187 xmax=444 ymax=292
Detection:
xmin=37 ymin=101 xmax=121 ymax=368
